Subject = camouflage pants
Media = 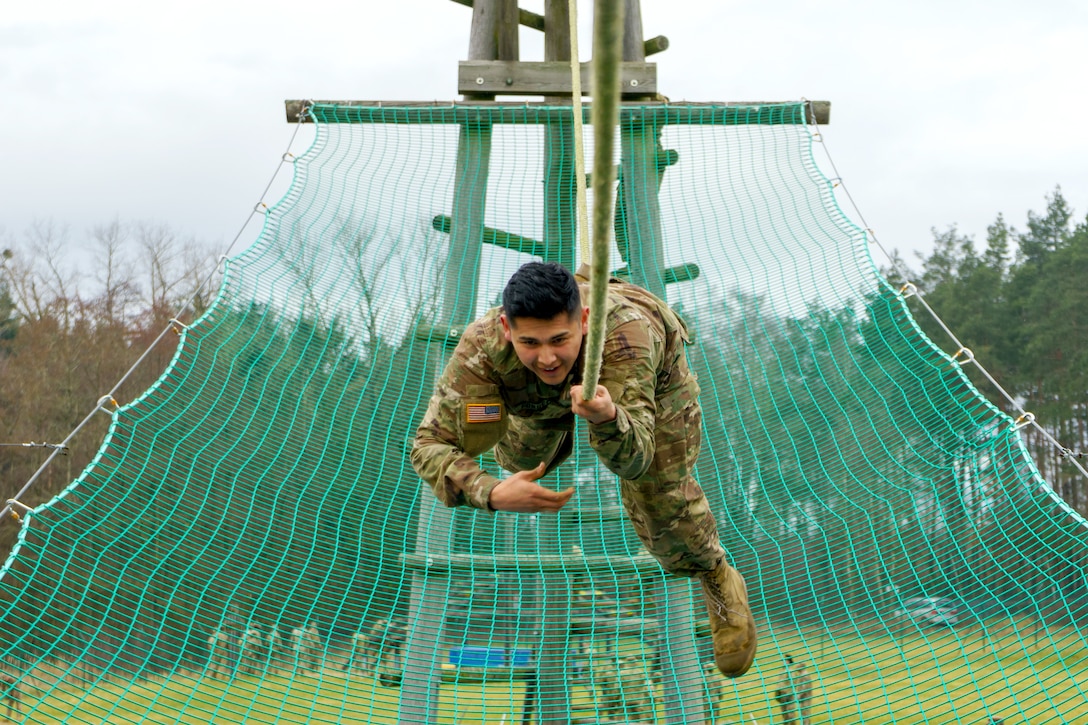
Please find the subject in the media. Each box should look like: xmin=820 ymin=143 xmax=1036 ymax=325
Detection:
xmin=617 ymin=399 xmax=724 ymax=577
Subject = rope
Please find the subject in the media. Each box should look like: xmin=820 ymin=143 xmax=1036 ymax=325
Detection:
xmin=580 ymin=0 xmax=625 ymax=400
xmin=567 ymin=0 xmax=591 ymax=265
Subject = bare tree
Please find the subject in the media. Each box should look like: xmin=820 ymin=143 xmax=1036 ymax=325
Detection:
xmin=90 ymin=219 xmax=138 ymax=327
xmin=132 ymin=220 xmax=219 ymax=325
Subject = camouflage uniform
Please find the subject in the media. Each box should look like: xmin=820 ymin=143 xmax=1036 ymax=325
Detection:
xmin=411 ymin=269 xmax=725 ymax=578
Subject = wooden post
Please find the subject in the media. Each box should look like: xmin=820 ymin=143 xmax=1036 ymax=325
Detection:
xmin=534 ymin=7 xmax=577 ymax=724
xmin=542 ymin=0 xmax=576 ymax=270
xmin=618 ymin=0 xmax=667 ymax=300
xmin=619 ymin=4 xmax=704 ymax=722
xmin=398 ymin=3 xmax=509 ymax=723
xmin=660 ymin=579 xmax=708 ymax=724
xmin=397 ymin=497 xmax=455 ymax=725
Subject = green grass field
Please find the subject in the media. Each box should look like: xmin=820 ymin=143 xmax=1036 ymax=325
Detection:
xmin=16 ymin=620 xmax=1088 ymax=724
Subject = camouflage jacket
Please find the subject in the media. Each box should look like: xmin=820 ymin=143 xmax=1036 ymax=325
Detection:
xmin=411 ymin=271 xmax=697 ymax=510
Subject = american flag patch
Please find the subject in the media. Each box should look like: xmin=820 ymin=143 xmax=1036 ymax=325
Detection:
xmin=466 ymin=403 xmax=502 ymax=423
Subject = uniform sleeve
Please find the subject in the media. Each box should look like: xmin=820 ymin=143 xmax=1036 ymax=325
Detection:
xmin=410 ymin=336 xmax=504 ymax=511
xmin=587 ymin=319 xmax=659 ymax=480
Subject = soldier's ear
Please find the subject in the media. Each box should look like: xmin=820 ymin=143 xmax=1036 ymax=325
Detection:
xmin=580 ymin=307 xmax=589 ymax=335
xmin=500 ymin=314 xmax=513 ymax=342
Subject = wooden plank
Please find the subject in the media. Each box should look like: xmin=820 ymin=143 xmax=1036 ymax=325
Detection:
xmin=459 ymin=60 xmax=656 ymax=96
xmin=449 ymin=0 xmax=546 ymax=32
xmin=286 ymin=99 xmax=831 ymax=125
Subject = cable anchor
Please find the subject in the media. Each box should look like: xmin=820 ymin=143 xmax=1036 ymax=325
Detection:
xmin=168 ymin=318 xmax=189 ymax=335
xmin=97 ymin=395 xmax=120 ymax=415
xmin=952 ymin=347 xmax=975 ymax=366
xmin=899 ymin=282 xmax=918 ymax=299
xmin=6 ymin=498 xmax=31 ymax=523
xmin=1012 ymin=412 xmax=1035 ymax=431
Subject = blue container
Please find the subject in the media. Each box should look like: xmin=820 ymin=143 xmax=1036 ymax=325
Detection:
xmin=449 ymin=646 xmax=505 ymax=667
xmin=508 ymin=648 xmax=531 ymax=666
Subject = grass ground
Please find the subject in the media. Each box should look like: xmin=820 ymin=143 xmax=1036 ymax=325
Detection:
xmin=15 ymin=620 xmax=1088 ymax=724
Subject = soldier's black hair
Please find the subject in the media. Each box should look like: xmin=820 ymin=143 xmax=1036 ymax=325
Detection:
xmin=502 ymin=261 xmax=581 ymax=322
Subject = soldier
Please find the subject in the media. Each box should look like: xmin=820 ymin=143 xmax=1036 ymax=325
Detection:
xmin=775 ymin=655 xmax=813 ymax=725
xmin=412 ymin=261 xmax=757 ymax=678
xmin=617 ymin=654 xmax=656 ymax=721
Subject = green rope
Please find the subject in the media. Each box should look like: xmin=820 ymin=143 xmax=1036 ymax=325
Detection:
xmin=581 ymin=0 xmax=625 ymax=400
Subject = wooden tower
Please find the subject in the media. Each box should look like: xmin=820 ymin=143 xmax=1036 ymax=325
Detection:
xmin=285 ymin=2 xmax=829 ymax=723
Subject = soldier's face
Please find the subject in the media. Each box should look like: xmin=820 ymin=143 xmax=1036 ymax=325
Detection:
xmin=501 ymin=308 xmax=589 ymax=385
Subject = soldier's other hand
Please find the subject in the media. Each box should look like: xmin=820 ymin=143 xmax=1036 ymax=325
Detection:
xmin=570 ymin=384 xmax=617 ymax=425
xmin=488 ymin=462 xmax=575 ymax=513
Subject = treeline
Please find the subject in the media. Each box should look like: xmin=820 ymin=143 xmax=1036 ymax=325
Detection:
xmin=0 ymin=219 xmax=221 ymax=559
xmin=0 ymin=218 xmax=442 ymax=673
xmin=888 ymin=187 xmax=1088 ymax=512
xmin=678 ymin=187 xmax=1088 ymax=626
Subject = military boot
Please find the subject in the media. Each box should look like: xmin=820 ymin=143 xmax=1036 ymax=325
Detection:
xmin=700 ymin=562 xmax=757 ymax=677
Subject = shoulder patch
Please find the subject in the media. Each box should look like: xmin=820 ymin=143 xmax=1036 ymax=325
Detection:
xmin=465 ymin=403 xmax=503 ymax=423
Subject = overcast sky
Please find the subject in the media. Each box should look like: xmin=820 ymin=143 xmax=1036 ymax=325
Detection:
xmin=3 ymin=0 xmax=1086 ymax=275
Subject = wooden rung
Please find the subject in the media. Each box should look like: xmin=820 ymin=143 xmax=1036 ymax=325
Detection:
xmin=569 ymin=616 xmax=661 ymax=636
xmin=432 ymin=214 xmax=548 ymax=257
xmin=643 ymin=35 xmax=669 ymax=57
xmin=400 ymin=552 xmax=664 ymax=575
xmin=442 ymin=665 xmax=537 ymax=683
xmin=611 ymin=263 xmax=700 ymax=286
xmin=413 ymin=324 xmax=465 ymax=347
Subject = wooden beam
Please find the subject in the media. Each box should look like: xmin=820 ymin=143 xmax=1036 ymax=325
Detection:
xmin=286 ymin=100 xmax=832 ymax=125
xmin=449 ymin=0 xmax=545 ymax=32
xmin=432 ymin=214 xmax=547 ymax=257
xmin=459 ymin=60 xmax=655 ymax=96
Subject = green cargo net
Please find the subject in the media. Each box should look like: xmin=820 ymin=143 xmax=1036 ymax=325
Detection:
xmin=0 ymin=102 xmax=1085 ymax=724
